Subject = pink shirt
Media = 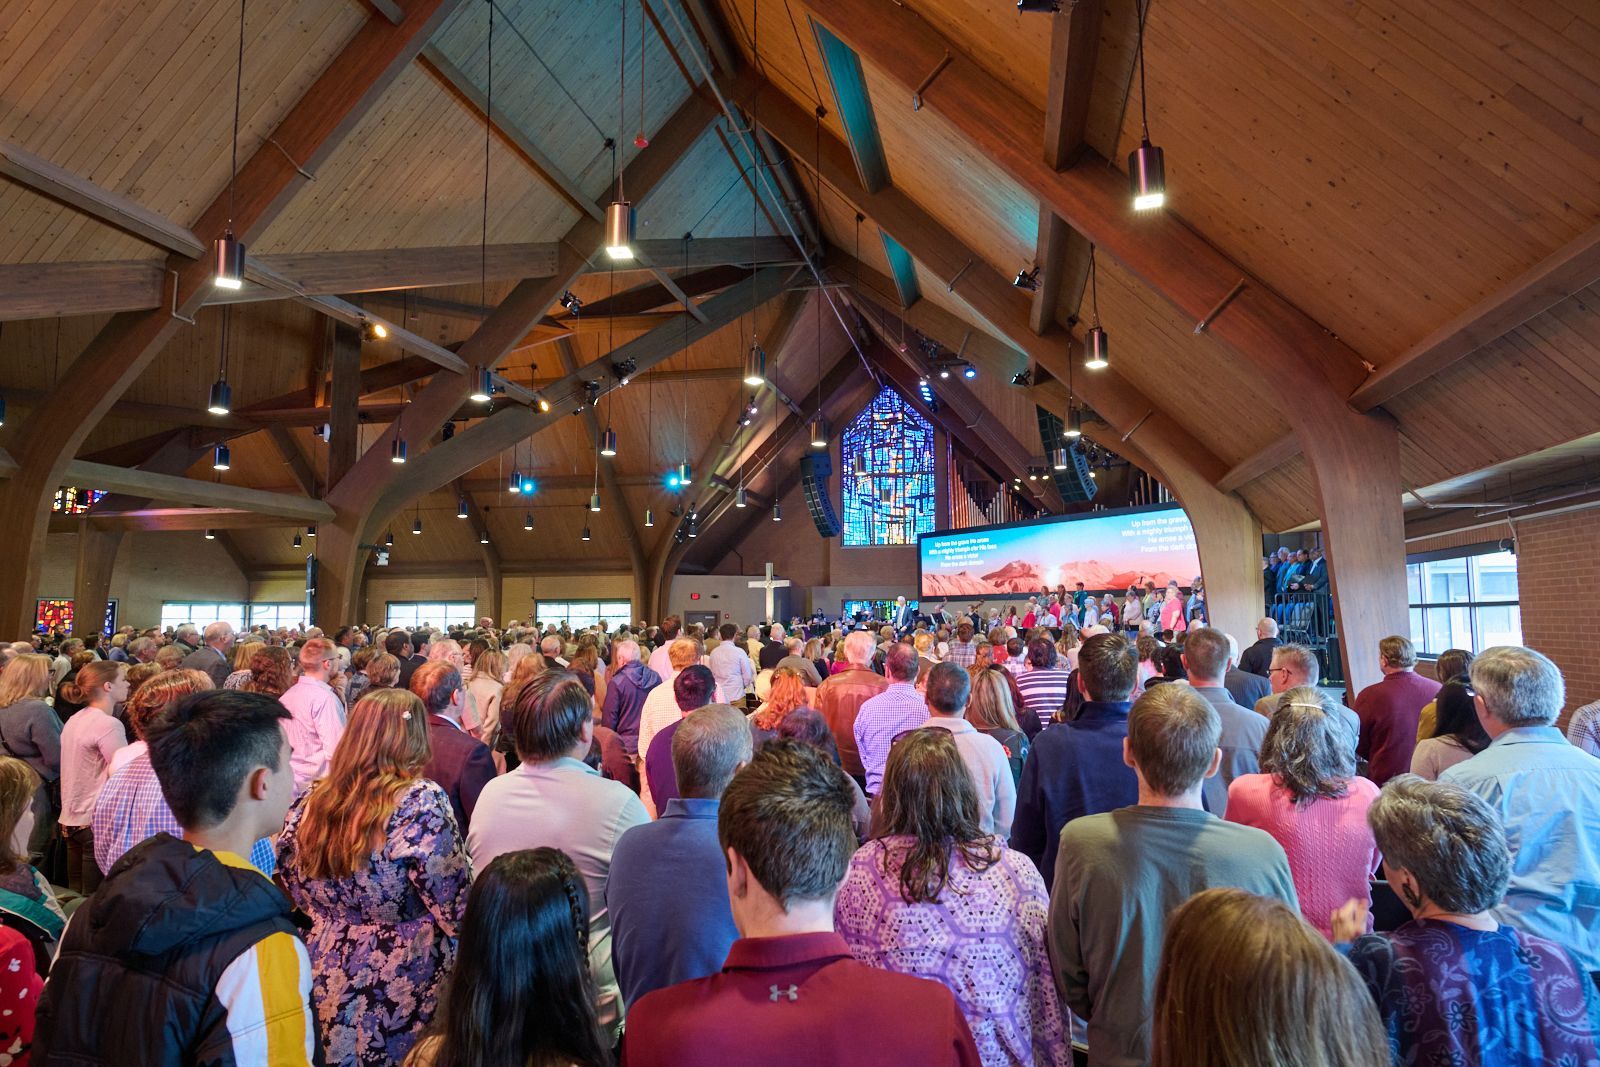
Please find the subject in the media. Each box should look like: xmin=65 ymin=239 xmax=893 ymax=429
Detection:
xmin=1224 ymin=773 xmax=1381 ymax=940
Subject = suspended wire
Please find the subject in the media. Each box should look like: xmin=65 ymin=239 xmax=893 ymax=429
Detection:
xmin=227 ymin=0 xmax=245 ymax=230
xmin=1136 ymin=0 xmax=1152 ymax=138
xmin=480 ymin=0 xmax=493 ymax=313
xmin=1089 ymin=243 xmax=1101 ymax=325
xmin=489 ymin=0 xmax=607 ymax=143
xmin=617 ymin=0 xmax=627 ymax=199
xmin=780 ymin=0 xmax=826 ymax=108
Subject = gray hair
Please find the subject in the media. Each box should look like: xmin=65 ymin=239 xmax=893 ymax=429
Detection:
xmin=539 ymin=636 xmax=562 ymax=656
xmin=1469 ymin=645 xmax=1563 ymax=727
xmin=1260 ymin=687 xmax=1354 ymax=804
xmin=673 ymin=703 xmax=753 ymax=799
xmin=611 ymin=639 xmax=639 ymax=666
xmin=842 ymin=630 xmax=876 ymax=666
xmin=1367 ymin=774 xmax=1509 ymax=915
xmin=1271 ymin=643 xmax=1319 ymax=685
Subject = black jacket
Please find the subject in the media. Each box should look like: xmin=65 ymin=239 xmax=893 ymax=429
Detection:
xmin=36 ymin=834 xmax=314 ymax=1065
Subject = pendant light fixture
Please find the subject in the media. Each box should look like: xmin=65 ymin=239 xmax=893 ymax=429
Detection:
xmin=589 ymin=492 xmax=602 ymax=513
xmin=1065 ymin=405 xmax=1083 ymax=439
xmin=212 ymin=444 xmax=231 ymax=471
xmin=457 ymin=497 xmax=469 ymax=519
xmin=213 ymin=0 xmax=248 ymax=289
xmin=581 ymin=524 xmax=592 ymax=542
xmin=207 ymin=304 xmax=235 ymax=415
xmin=470 ymin=367 xmax=494 ymax=405
xmin=809 ymin=416 xmax=829 ymax=450
xmin=413 ymin=516 xmax=423 ymax=535
xmin=735 ymin=486 xmax=747 ymax=509
xmin=678 ymin=462 xmax=693 ymax=486
xmin=1052 ymin=447 xmax=1071 ymax=471
xmin=600 ymin=426 xmax=618 ymax=457
xmin=0 ymin=392 xmax=6 ymax=426
xmin=508 ymin=462 xmax=522 ymax=494
xmin=1084 ymin=245 xmax=1110 ymax=370
xmin=523 ymin=512 xmax=534 ymax=531
xmin=385 ymin=530 xmax=394 ymax=547
xmin=306 ymin=525 xmax=316 ymax=538
xmin=293 ymin=532 xmax=302 ymax=549
xmin=204 ymin=529 xmax=217 ymax=540
xmin=604 ymin=0 xmax=635 ymax=259
xmin=771 ymin=504 xmax=781 ymax=522
xmin=644 ymin=508 xmax=655 ymax=528
xmin=390 ymin=434 xmax=407 ymax=464
xmin=479 ymin=530 xmax=491 ymax=545
xmin=1128 ymin=1 xmax=1166 ymax=211
xmin=743 ymin=338 xmax=766 ymax=386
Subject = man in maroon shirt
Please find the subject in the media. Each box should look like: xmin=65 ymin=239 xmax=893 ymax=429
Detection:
xmin=1353 ymin=635 xmax=1442 ymax=785
xmin=621 ymin=740 xmax=979 ymax=1067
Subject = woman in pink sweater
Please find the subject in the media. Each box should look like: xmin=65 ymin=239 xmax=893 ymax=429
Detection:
xmin=1225 ymin=687 xmax=1381 ymax=940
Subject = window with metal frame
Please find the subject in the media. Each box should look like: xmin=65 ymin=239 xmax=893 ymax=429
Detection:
xmin=1405 ymin=544 xmax=1521 ymax=656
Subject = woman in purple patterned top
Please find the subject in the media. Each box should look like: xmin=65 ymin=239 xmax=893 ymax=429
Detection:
xmin=835 ymin=728 xmax=1068 ymax=1066
xmin=1332 ymin=775 xmax=1600 ymax=1066
xmin=277 ymin=689 xmax=473 ymax=1067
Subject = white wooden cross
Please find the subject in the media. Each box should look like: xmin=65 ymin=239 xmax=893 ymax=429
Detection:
xmin=748 ymin=562 xmax=791 ymax=623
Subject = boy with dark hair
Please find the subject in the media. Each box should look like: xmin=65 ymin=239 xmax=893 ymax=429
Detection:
xmin=622 ymin=740 xmax=980 ymax=1066
xmin=37 ymin=690 xmax=314 ymax=1065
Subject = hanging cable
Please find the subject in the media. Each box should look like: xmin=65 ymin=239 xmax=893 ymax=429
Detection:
xmin=227 ymin=0 xmax=245 ymax=233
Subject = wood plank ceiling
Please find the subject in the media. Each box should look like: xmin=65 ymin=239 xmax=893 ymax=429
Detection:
xmin=0 ymin=0 xmax=1594 ymax=582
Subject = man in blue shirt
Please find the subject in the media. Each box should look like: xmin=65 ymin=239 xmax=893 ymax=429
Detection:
xmin=1010 ymin=633 xmax=1140 ymax=891
xmin=1442 ymin=645 xmax=1600 ymax=977
xmin=608 ymin=702 xmax=751 ymax=1007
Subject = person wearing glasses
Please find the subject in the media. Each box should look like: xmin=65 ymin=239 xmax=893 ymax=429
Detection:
xmin=1254 ymin=643 xmax=1359 ymax=749
xmin=1224 ymin=687 xmax=1381 ymax=940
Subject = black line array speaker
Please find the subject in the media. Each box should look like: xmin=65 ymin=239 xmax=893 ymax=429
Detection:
xmin=799 ymin=452 xmax=843 ymax=538
xmin=1055 ymin=447 xmax=1098 ymax=504
xmin=1035 ymin=406 xmax=1098 ymax=504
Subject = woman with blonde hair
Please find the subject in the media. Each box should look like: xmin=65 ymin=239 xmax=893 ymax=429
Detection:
xmin=966 ymin=669 xmax=1029 ymax=787
xmin=276 ymin=688 xmax=472 ymax=1066
xmin=749 ymin=666 xmax=809 ymax=750
xmin=463 ymin=649 xmax=505 ymax=742
xmin=221 ymin=639 xmax=258 ymax=689
xmin=0 ymin=654 xmax=61 ymax=864
xmin=0 ymin=756 xmax=64 ymax=974
xmin=1151 ymin=887 xmax=1385 ymax=1067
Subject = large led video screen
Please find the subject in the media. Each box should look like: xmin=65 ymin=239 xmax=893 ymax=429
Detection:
xmin=918 ymin=504 xmax=1201 ymax=598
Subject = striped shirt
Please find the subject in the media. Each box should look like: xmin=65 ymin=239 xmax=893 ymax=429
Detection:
xmin=92 ymin=752 xmax=276 ymax=875
xmin=1015 ymin=667 xmax=1074 ymax=720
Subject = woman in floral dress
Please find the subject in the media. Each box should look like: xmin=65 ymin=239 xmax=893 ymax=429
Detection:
xmin=277 ymin=688 xmax=472 ymax=1066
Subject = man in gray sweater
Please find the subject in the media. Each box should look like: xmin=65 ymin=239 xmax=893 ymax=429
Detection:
xmin=1049 ymin=683 xmax=1298 ymax=1067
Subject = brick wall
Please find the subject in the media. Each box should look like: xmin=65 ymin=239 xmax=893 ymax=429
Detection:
xmin=1514 ymin=509 xmax=1600 ymax=718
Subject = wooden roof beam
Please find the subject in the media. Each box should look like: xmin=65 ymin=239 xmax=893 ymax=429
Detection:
xmin=1351 ymin=224 xmax=1600 ymax=412
xmin=0 ymin=0 xmax=463 ymax=636
xmin=0 ymin=453 xmax=332 ymax=523
xmin=800 ymin=0 xmax=1366 ymax=400
xmin=748 ymin=83 xmax=1229 ymax=484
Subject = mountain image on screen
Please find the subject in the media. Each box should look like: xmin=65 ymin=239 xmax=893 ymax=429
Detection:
xmin=923 ymin=558 xmax=1187 ymax=596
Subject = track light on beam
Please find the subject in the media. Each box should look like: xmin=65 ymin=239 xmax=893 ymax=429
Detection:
xmin=1012 ymin=266 xmax=1040 ymax=291
xmin=1016 ymin=0 xmax=1061 ymax=10
xmin=360 ymin=320 xmax=388 ymax=342
xmin=1010 ymin=369 xmax=1033 ymax=387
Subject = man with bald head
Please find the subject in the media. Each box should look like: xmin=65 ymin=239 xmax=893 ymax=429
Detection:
xmin=278 ymin=637 xmax=345 ymax=795
xmin=1237 ymin=617 xmax=1281 ymax=678
xmin=179 ymin=621 xmax=235 ymax=687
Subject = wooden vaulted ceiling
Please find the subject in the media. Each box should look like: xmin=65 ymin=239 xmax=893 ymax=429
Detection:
xmin=0 ymin=0 xmax=1596 ymax=584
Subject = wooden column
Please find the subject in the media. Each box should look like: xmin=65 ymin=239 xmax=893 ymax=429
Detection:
xmin=72 ymin=525 xmax=123 ymax=638
xmin=327 ymin=322 xmax=362 ymax=486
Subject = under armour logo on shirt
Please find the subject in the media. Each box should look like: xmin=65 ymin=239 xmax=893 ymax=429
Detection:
xmin=769 ymin=984 xmax=799 ymax=1002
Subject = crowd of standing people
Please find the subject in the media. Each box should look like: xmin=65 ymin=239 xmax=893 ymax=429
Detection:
xmin=0 ymin=601 xmax=1594 ymax=1066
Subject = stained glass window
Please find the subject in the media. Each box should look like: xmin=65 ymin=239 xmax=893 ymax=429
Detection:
xmin=52 ymin=487 xmax=104 ymax=514
xmin=841 ymin=387 xmax=936 ymax=546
